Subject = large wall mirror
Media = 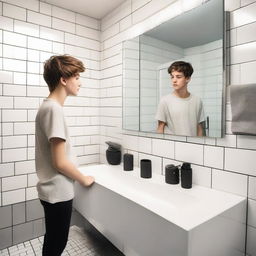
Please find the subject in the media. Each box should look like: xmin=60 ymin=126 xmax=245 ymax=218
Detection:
xmin=123 ymin=0 xmax=225 ymax=138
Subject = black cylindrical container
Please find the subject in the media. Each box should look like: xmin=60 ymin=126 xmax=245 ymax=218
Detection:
xmin=105 ymin=141 xmax=121 ymax=165
xmin=123 ymin=153 xmax=133 ymax=171
xmin=181 ymin=162 xmax=192 ymax=189
xmin=140 ymin=159 xmax=152 ymax=178
xmin=165 ymin=164 xmax=179 ymax=184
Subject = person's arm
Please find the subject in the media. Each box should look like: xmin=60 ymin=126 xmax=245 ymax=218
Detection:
xmin=157 ymin=121 xmax=166 ymax=133
xmin=197 ymin=123 xmax=203 ymax=137
xmin=50 ymin=138 xmax=94 ymax=187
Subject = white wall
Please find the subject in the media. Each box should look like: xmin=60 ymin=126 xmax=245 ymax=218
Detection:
xmin=0 ymin=0 xmax=101 ymax=206
xmin=0 ymin=0 xmax=255 ymax=254
xmin=100 ymin=0 xmax=256 ymax=255
xmin=0 ymin=0 xmax=101 ymax=248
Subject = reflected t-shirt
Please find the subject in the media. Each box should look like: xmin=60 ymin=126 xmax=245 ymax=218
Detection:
xmin=155 ymin=93 xmax=205 ymax=136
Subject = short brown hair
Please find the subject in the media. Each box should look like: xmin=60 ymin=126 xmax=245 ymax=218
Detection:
xmin=43 ymin=55 xmax=85 ymax=92
xmin=168 ymin=61 xmax=193 ymax=78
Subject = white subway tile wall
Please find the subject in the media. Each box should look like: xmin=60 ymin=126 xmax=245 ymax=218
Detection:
xmin=249 ymin=176 xmax=256 ymax=200
xmin=0 ymin=0 xmax=100 ymax=211
xmin=138 ymin=136 xmax=152 ymax=154
xmin=175 ymin=142 xmax=204 ymax=165
xmin=138 ymin=152 xmax=162 ymax=175
xmin=99 ymin=0 xmax=256 ymax=255
xmin=39 ymin=2 xmax=51 ymax=15
xmin=26 ymin=187 xmax=38 ymax=201
xmin=15 ymin=160 xmax=35 ymax=175
xmin=204 ymin=145 xmax=224 ymax=169
xmin=2 ymin=189 xmax=26 ymax=205
xmin=0 ymin=0 xmax=256 ymax=253
xmin=190 ymin=164 xmax=212 ymax=188
xmin=212 ymin=169 xmax=248 ymax=196
xmin=2 ymin=175 xmax=27 ymax=192
xmin=152 ymin=138 xmax=175 ymax=159
xmin=3 ymin=3 xmax=26 ymax=21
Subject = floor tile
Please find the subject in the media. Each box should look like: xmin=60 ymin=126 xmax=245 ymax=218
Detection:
xmin=0 ymin=226 xmax=124 ymax=256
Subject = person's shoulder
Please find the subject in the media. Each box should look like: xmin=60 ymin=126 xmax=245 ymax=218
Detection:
xmin=38 ymin=99 xmax=63 ymax=116
xmin=160 ymin=93 xmax=174 ymax=102
xmin=43 ymin=99 xmax=62 ymax=109
xmin=190 ymin=93 xmax=202 ymax=102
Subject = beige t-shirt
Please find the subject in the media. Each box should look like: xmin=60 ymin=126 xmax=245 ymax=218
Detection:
xmin=35 ymin=98 xmax=77 ymax=203
xmin=155 ymin=93 xmax=205 ymax=136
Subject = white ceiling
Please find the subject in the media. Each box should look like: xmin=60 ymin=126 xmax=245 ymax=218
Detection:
xmin=42 ymin=0 xmax=127 ymax=19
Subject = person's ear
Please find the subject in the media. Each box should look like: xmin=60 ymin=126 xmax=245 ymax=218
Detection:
xmin=60 ymin=77 xmax=67 ymax=86
xmin=186 ymin=76 xmax=191 ymax=83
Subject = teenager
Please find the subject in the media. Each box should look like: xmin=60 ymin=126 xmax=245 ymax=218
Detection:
xmin=35 ymin=55 xmax=95 ymax=256
xmin=155 ymin=61 xmax=205 ymax=136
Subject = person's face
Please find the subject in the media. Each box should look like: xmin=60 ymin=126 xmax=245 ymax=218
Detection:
xmin=63 ymin=74 xmax=81 ymax=96
xmin=170 ymin=71 xmax=190 ymax=91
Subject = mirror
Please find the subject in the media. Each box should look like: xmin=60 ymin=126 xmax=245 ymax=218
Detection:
xmin=123 ymin=0 xmax=225 ymax=138
xmin=123 ymin=36 xmax=140 ymax=131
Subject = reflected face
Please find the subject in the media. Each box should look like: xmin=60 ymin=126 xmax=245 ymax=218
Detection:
xmin=171 ymin=71 xmax=190 ymax=91
xmin=65 ymin=74 xmax=81 ymax=96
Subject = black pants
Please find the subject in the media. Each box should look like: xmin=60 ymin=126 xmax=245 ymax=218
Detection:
xmin=40 ymin=199 xmax=73 ymax=256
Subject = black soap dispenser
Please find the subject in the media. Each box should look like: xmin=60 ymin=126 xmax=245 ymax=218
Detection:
xmin=165 ymin=164 xmax=179 ymax=184
xmin=181 ymin=162 xmax=192 ymax=189
xmin=105 ymin=141 xmax=121 ymax=165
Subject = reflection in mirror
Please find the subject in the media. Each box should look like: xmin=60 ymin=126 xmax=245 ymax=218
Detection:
xmin=123 ymin=36 xmax=140 ymax=131
xmin=123 ymin=0 xmax=225 ymax=138
xmin=140 ymin=0 xmax=224 ymax=137
xmin=155 ymin=61 xmax=205 ymax=137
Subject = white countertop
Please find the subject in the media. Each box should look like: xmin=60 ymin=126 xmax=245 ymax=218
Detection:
xmin=78 ymin=164 xmax=245 ymax=231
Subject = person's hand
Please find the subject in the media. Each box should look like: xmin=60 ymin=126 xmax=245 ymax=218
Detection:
xmin=81 ymin=175 xmax=95 ymax=187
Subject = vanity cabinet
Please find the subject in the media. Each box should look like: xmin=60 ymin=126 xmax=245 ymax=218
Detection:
xmin=74 ymin=164 xmax=246 ymax=256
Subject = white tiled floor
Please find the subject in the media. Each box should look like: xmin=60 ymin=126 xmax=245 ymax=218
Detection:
xmin=0 ymin=226 xmax=107 ymax=256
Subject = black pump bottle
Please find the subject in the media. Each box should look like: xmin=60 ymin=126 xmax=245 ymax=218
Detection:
xmin=181 ymin=162 xmax=192 ymax=189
